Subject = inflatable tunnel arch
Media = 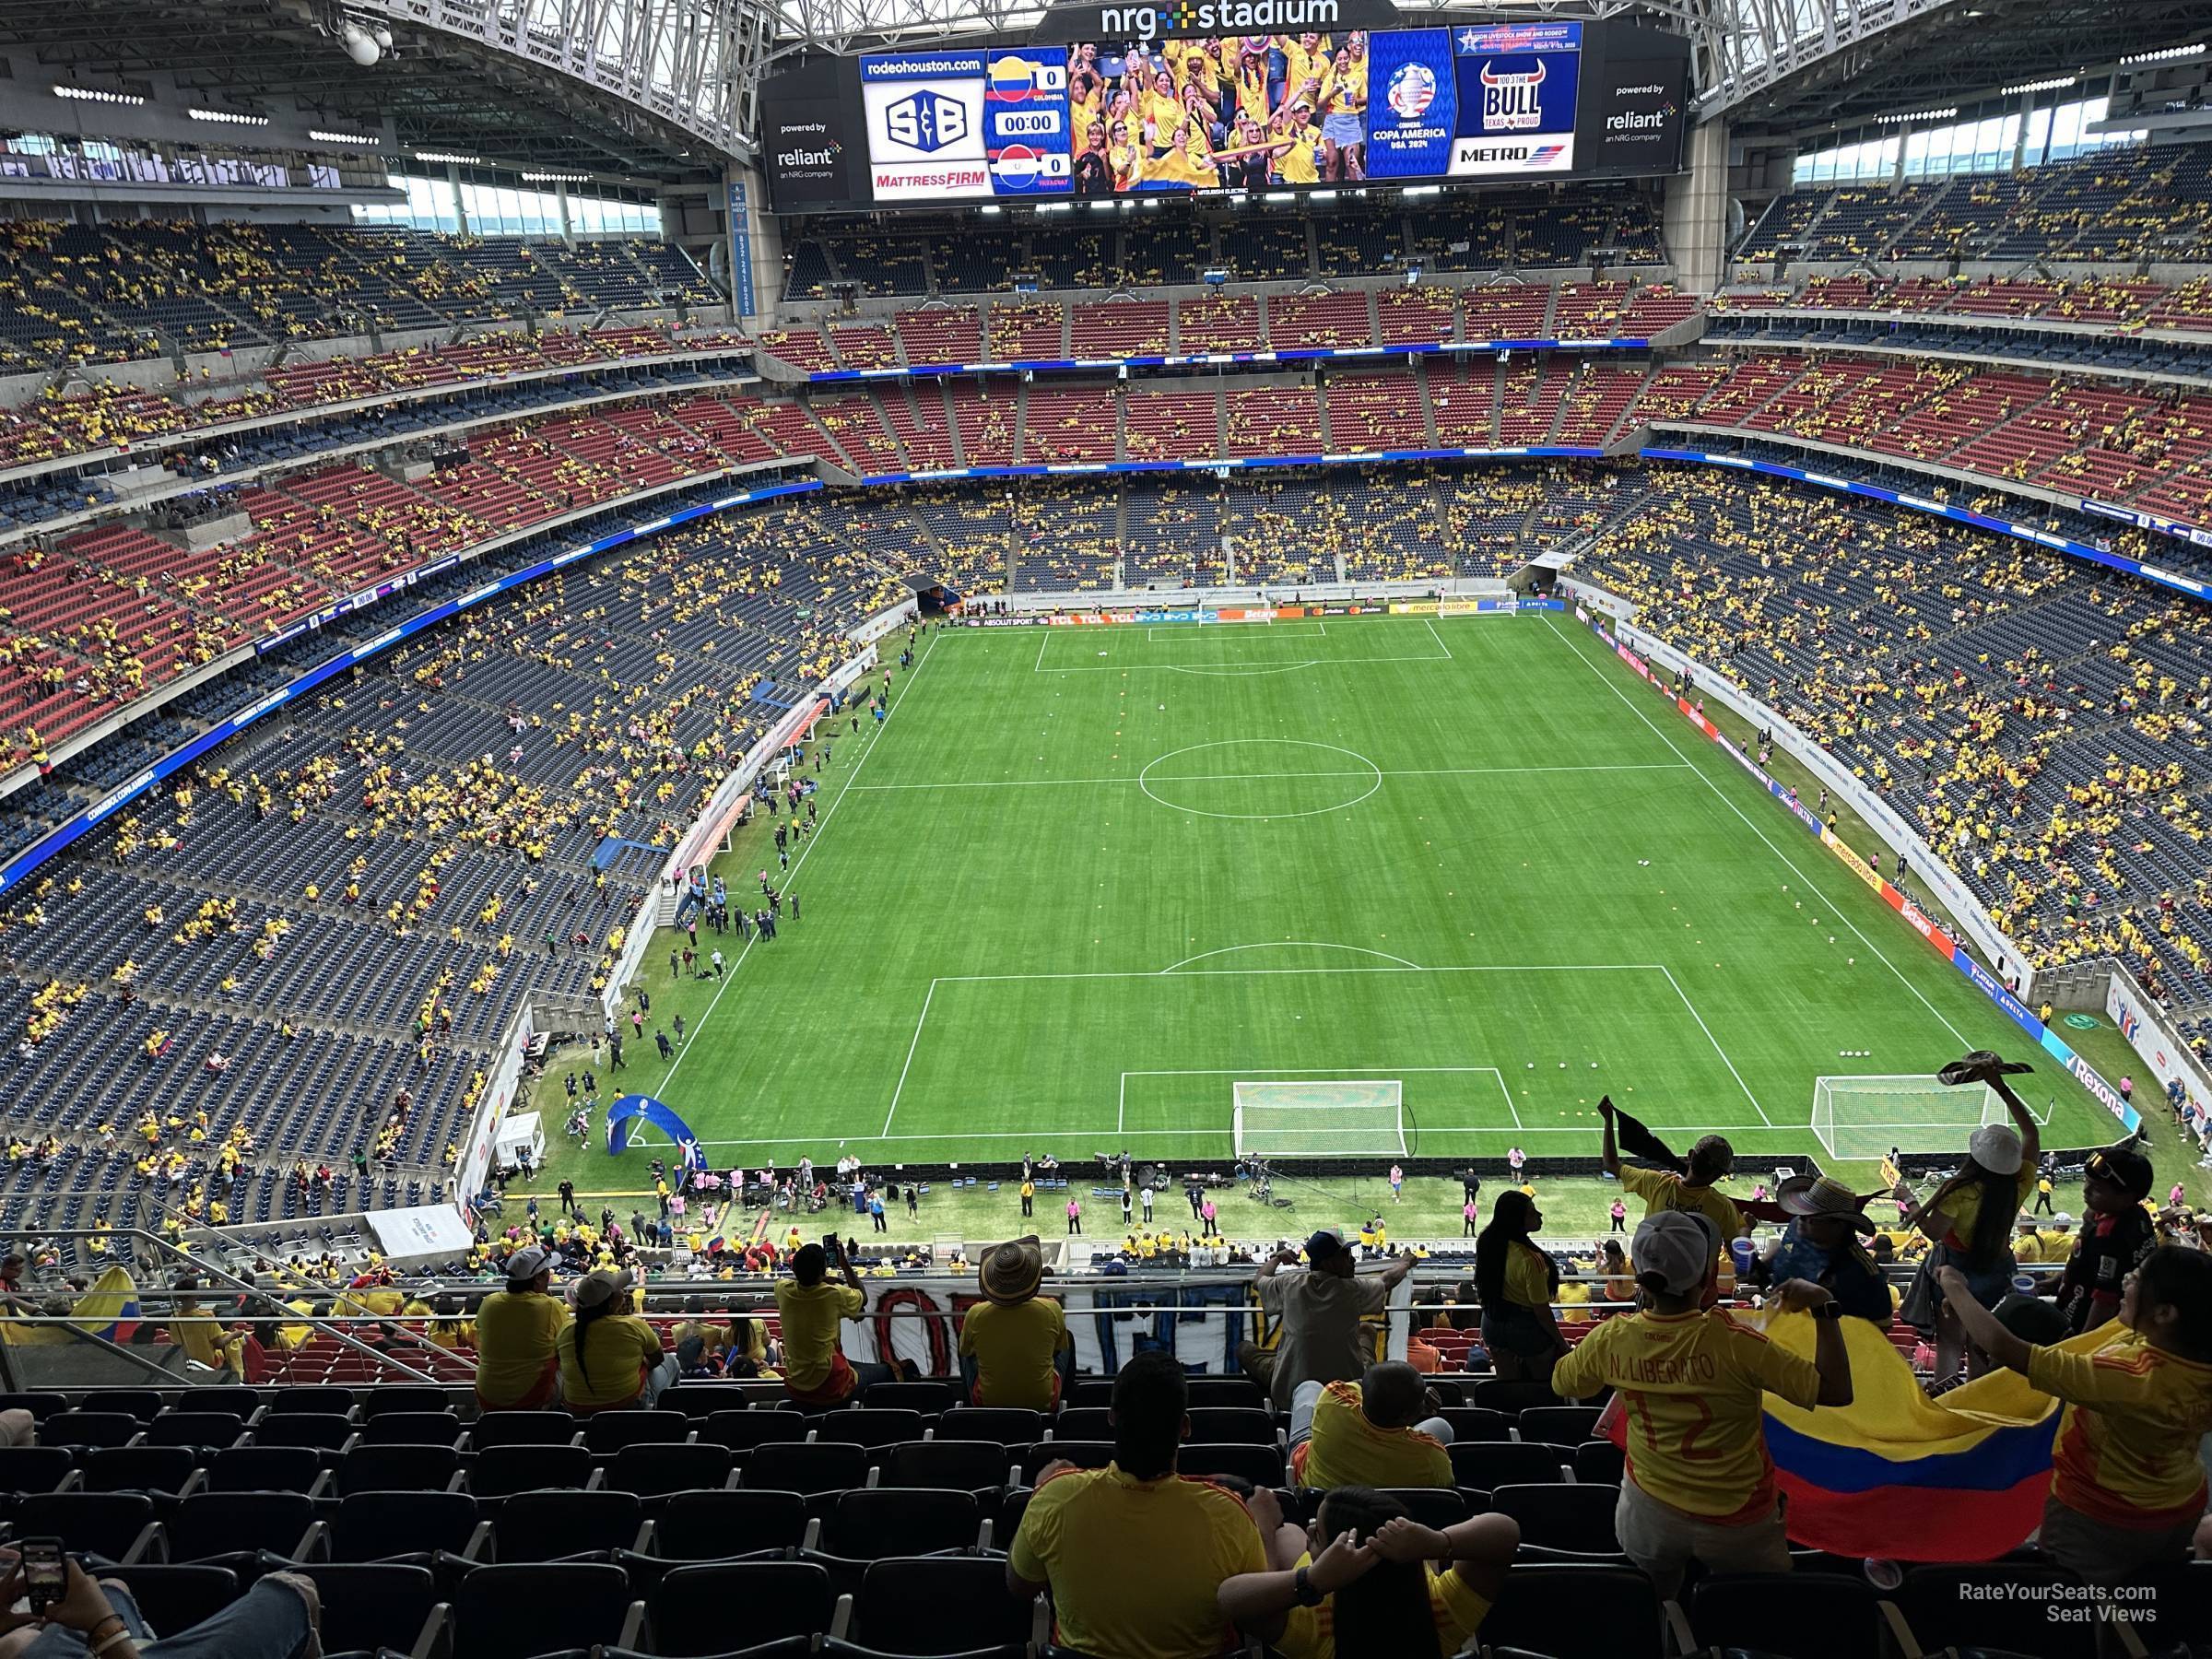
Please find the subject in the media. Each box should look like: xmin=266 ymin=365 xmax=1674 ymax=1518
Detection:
xmin=605 ymin=1093 xmax=710 ymax=1174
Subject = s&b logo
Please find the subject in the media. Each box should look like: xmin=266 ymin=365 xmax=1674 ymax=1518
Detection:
xmin=887 ymin=89 xmax=969 ymax=151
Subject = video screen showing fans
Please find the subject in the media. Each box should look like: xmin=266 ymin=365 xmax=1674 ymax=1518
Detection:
xmin=1063 ymin=34 xmax=1373 ymax=194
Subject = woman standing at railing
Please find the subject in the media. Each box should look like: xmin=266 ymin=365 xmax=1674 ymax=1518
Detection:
xmin=1474 ymin=1191 xmax=1566 ymax=1384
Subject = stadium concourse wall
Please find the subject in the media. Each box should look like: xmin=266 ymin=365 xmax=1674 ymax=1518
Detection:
xmin=1559 ymin=581 xmax=2142 ymax=1147
xmin=817 ymin=1270 xmax=1420 ymax=1382
xmin=786 ymin=334 xmax=1688 ymax=386
xmin=973 ymin=579 xmax=1512 ymax=612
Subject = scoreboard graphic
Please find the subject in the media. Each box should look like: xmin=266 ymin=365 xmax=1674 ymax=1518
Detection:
xmin=859 ymin=49 xmax=1073 ymax=203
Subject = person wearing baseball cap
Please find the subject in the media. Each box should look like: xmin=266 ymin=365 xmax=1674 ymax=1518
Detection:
xmin=473 ymin=1244 xmax=568 ymax=1411
xmin=2055 ymin=1143 xmax=2156 ymax=1335
xmin=959 ymin=1236 xmax=1071 ymax=1410
xmin=1767 ymin=1174 xmax=1891 ymax=1324
xmin=1551 ymin=1210 xmax=1853 ymax=1598
xmin=1894 ymin=1053 xmax=2041 ymax=1384
xmin=557 ymin=1266 xmax=678 ymax=1413
xmin=1249 ymin=1228 xmax=1418 ymax=1411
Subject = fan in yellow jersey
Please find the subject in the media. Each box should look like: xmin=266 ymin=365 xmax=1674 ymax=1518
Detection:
xmin=1551 ymin=1211 xmax=1854 ymax=1599
xmin=1169 ymin=37 xmax=1226 ymax=122
xmin=1230 ymin=40 xmax=1273 ymax=127
xmin=1276 ymin=31 xmax=1334 ymax=113
xmin=1138 ymin=65 xmax=1185 ymax=145
xmin=1938 ymin=1248 xmax=2212 ymax=1576
xmin=1149 ymin=114 xmax=1220 ymax=190
xmin=1068 ymin=60 xmax=1106 ymax=149
xmin=1266 ymin=105 xmax=1322 ymax=186
xmin=1315 ymin=35 xmax=1367 ymax=181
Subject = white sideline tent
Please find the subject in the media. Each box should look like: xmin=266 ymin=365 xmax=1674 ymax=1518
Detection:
xmin=495 ymin=1111 xmax=546 ymax=1170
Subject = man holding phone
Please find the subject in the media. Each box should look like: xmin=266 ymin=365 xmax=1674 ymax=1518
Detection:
xmin=774 ymin=1235 xmax=906 ymax=1409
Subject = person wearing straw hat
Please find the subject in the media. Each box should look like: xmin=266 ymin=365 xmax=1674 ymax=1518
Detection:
xmin=1767 ymin=1174 xmax=1892 ymax=1324
xmin=959 ymin=1235 xmax=1072 ymax=1410
xmin=558 ymin=1265 xmax=678 ymax=1413
xmin=473 ymin=1244 xmax=567 ymax=1411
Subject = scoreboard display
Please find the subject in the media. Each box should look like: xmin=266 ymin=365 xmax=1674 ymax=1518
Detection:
xmin=858 ymin=50 xmax=1077 ymax=202
xmin=761 ymin=18 xmax=1688 ymax=213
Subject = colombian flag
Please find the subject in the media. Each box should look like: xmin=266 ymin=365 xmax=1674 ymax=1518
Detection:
xmin=4 ymin=1265 xmax=141 ymax=1347
xmin=1605 ymin=1312 xmax=2116 ymax=1560
xmin=1759 ymin=1313 xmax=2075 ymax=1559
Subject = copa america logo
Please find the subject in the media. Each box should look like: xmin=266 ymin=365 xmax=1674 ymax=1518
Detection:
xmin=1386 ymin=61 xmax=1436 ymax=121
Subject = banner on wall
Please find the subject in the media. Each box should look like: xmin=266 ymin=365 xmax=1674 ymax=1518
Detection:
xmin=827 ymin=1273 xmax=1413 ymax=1378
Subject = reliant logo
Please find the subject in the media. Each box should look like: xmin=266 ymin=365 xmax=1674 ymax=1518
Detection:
xmin=1098 ymin=0 xmax=1337 ymax=42
xmin=779 ymin=146 xmax=838 ymax=168
xmin=1606 ymin=108 xmax=1673 ymax=133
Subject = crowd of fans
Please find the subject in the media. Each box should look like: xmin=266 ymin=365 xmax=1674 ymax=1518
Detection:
xmin=0 ymin=220 xmax=718 ymax=370
xmin=1574 ymin=464 xmax=2212 ymax=1048
xmin=9 ymin=1053 xmax=2201 ymax=1654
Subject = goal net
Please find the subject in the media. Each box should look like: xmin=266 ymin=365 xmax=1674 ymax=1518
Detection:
xmin=1811 ymin=1074 xmax=2007 ymax=1163
xmin=1233 ymin=1079 xmax=1405 ymax=1159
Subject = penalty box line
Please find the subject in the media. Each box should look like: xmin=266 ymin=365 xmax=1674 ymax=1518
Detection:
xmin=880 ymin=961 xmax=1773 ymax=1136
xmin=1121 ymin=1065 xmax=1522 ymax=1135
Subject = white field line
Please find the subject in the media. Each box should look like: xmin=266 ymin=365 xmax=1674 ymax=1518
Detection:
xmin=658 ymin=629 xmax=941 ymax=1095
xmin=1545 ymin=616 xmax=1973 ymax=1052
xmin=849 ymin=762 xmax=1688 ymax=792
xmin=1659 ymin=963 xmax=1774 ymax=1128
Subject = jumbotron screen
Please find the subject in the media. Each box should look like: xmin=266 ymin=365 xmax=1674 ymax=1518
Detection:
xmin=759 ymin=20 xmax=1688 ymax=213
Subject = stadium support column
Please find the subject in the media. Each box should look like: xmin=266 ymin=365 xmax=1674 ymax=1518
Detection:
xmin=721 ymin=161 xmax=783 ymax=323
xmin=1663 ymin=117 xmax=1728 ymax=295
xmin=448 ymin=163 xmax=469 ymax=238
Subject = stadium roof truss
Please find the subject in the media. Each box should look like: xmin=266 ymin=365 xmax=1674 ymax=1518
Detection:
xmin=360 ymin=0 xmax=767 ymax=158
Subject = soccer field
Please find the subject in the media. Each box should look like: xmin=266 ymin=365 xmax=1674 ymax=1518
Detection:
xmin=599 ymin=611 xmax=2123 ymax=1179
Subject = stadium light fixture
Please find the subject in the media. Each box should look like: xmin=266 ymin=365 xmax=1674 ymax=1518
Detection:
xmin=52 ymin=84 xmax=145 ymax=106
xmin=414 ymin=149 xmax=482 ymax=165
xmin=2121 ymin=42 xmax=2206 ymax=65
xmin=977 ymin=204 xmax=1003 ymax=214
xmin=311 ymin=129 xmax=382 ymax=147
xmin=1999 ymin=75 xmax=2076 ymax=95
xmin=521 ymin=170 xmax=590 ymax=182
xmin=1874 ymin=105 xmax=1959 ymax=124
xmin=189 ymin=106 xmax=272 ymax=126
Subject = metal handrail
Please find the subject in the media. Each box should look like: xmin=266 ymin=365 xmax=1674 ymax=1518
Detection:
xmin=5 ymin=1229 xmax=450 ymax=1387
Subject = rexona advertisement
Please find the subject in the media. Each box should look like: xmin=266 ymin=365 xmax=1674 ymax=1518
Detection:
xmin=860 ymin=49 xmax=1073 ymax=203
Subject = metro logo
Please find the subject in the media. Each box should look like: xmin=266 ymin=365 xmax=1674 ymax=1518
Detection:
xmin=887 ymin=89 xmax=970 ymax=151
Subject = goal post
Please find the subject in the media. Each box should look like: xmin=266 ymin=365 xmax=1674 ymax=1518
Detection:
xmin=1811 ymin=1074 xmax=2008 ymax=1163
xmin=1233 ymin=1079 xmax=1406 ymax=1159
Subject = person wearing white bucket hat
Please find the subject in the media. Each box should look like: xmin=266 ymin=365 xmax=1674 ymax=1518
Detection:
xmin=1894 ymin=1052 xmax=2041 ymax=1389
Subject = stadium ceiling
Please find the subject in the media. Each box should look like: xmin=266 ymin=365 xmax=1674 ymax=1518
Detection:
xmin=0 ymin=0 xmax=762 ymax=177
xmin=1700 ymin=0 xmax=2212 ymax=134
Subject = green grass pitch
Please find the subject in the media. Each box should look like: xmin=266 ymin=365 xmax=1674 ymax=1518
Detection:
xmin=569 ymin=612 xmax=2124 ymax=1182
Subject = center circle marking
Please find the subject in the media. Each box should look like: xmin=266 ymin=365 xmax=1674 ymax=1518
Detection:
xmin=1135 ymin=739 xmax=1382 ymax=821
